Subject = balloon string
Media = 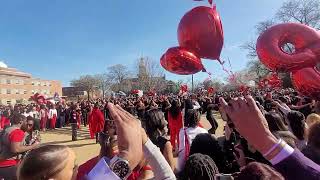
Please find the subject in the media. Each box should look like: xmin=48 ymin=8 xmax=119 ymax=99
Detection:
xmin=193 ymin=0 xmax=213 ymax=7
xmin=209 ymin=0 xmax=213 ymax=6
xmin=217 ymin=57 xmax=236 ymax=82
xmin=202 ymin=67 xmax=212 ymax=82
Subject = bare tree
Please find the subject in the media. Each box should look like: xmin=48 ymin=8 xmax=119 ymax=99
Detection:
xmin=107 ymin=64 xmax=130 ymax=91
xmin=241 ymin=0 xmax=320 ymax=86
xmin=94 ymin=73 xmax=110 ymax=99
xmin=203 ymin=79 xmax=224 ymax=91
xmin=276 ymin=0 xmax=320 ymax=29
xmin=247 ymin=60 xmax=271 ymax=82
xmin=240 ymin=41 xmax=258 ymax=59
xmin=71 ymin=75 xmax=99 ymax=100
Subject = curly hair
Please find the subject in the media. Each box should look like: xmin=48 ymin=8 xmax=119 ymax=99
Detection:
xmin=182 ymin=153 xmax=219 ymax=180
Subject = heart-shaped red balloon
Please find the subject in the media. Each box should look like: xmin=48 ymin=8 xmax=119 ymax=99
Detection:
xmin=160 ymin=47 xmax=204 ymax=75
xmin=178 ymin=6 xmax=224 ymax=60
xmin=292 ymin=67 xmax=320 ymax=100
xmin=256 ymin=23 xmax=320 ymax=72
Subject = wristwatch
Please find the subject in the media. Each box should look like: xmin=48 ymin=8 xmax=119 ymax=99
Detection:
xmin=109 ymin=155 xmax=131 ymax=179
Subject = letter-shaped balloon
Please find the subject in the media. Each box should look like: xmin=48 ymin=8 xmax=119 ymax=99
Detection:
xmin=256 ymin=23 xmax=320 ymax=72
xmin=292 ymin=67 xmax=320 ymax=100
xmin=178 ymin=6 xmax=223 ymax=60
xmin=160 ymin=47 xmax=204 ymax=75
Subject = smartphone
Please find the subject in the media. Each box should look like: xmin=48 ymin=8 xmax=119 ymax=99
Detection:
xmin=214 ymin=174 xmax=234 ymax=180
xmin=104 ymin=108 xmax=113 ymax=121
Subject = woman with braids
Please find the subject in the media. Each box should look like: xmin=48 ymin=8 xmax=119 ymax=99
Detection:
xmin=145 ymin=109 xmax=175 ymax=170
xmin=190 ymin=133 xmax=232 ymax=173
xmin=168 ymin=99 xmax=183 ymax=150
xmin=177 ymin=109 xmax=208 ymax=172
xmin=181 ymin=153 xmax=220 ymax=180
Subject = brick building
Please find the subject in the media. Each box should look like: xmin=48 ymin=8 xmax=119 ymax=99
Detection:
xmin=0 ymin=62 xmax=62 ymax=105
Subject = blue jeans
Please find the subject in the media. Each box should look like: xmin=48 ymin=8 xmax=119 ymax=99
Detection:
xmin=59 ymin=116 xmax=65 ymax=127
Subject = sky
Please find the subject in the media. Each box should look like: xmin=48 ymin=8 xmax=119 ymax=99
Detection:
xmin=0 ymin=0 xmax=284 ymax=86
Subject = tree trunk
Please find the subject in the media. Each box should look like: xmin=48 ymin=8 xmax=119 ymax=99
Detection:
xmin=87 ymin=91 xmax=90 ymax=101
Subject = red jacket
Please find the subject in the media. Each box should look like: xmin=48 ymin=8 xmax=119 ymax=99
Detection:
xmin=89 ymin=108 xmax=105 ymax=133
xmin=0 ymin=116 xmax=10 ymax=129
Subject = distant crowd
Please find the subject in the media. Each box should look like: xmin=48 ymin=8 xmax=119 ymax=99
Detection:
xmin=1 ymin=88 xmax=320 ymax=179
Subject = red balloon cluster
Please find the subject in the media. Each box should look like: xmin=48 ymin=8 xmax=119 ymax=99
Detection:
xmin=239 ymin=85 xmax=250 ymax=93
xmin=258 ymin=73 xmax=282 ymax=89
xmin=147 ymin=90 xmax=156 ymax=97
xmin=161 ymin=5 xmax=224 ymax=75
xmin=256 ymin=23 xmax=320 ymax=99
xmin=30 ymin=93 xmax=47 ymax=105
xmin=131 ymin=89 xmax=139 ymax=94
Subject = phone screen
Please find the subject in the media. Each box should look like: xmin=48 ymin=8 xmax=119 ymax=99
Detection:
xmin=215 ymin=174 xmax=234 ymax=180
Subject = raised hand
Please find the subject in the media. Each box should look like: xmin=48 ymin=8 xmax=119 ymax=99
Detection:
xmin=219 ymin=96 xmax=278 ymax=155
xmin=107 ymin=103 xmax=143 ymax=171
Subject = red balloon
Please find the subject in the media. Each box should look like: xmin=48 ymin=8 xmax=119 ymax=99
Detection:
xmin=292 ymin=67 xmax=320 ymax=100
xmin=180 ymin=85 xmax=188 ymax=94
xmin=160 ymin=47 xmax=204 ymax=75
xmin=256 ymin=23 xmax=320 ymax=72
xmin=207 ymin=87 xmax=215 ymax=94
xmin=178 ymin=6 xmax=224 ymax=60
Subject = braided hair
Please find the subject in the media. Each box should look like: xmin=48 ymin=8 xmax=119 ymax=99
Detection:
xmin=182 ymin=153 xmax=219 ymax=180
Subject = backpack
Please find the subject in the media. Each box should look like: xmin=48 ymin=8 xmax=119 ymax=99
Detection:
xmin=0 ymin=126 xmax=20 ymax=161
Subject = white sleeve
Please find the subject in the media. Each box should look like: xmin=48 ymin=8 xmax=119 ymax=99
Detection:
xmin=177 ymin=129 xmax=185 ymax=172
xmin=193 ymin=102 xmax=201 ymax=110
xmin=143 ymin=139 xmax=176 ymax=180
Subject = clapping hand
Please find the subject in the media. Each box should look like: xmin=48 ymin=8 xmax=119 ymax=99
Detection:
xmin=107 ymin=103 xmax=143 ymax=171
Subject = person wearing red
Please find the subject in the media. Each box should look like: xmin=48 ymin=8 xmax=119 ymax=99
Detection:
xmin=0 ymin=114 xmax=39 ymax=180
xmin=88 ymin=103 xmax=105 ymax=141
xmin=39 ymin=105 xmax=47 ymax=131
xmin=0 ymin=110 xmax=10 ymax=130
xmin=48 ymin=104 xmax=58 ymax=129
xmin=76 ymin=105 xmax=82 ymax=129
xmin=168 ymin=99 xmax=183 ymax=150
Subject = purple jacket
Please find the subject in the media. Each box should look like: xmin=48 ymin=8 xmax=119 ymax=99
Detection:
xmin=274 ymin=150 xmax=320 ymax=180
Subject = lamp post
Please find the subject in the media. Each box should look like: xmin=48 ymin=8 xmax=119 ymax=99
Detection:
xmin=192 ymin=74 xmax=194 ymax=93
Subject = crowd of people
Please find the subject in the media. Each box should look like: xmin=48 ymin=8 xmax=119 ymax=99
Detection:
xmin=0 ymin=87 xmax=320 ymax=179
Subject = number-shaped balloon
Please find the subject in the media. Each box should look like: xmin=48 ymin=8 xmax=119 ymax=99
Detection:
xmin=256 ymin=23 xmax=320 ymax=72
xmin=257 ymin=23 xmax=320 ymax=99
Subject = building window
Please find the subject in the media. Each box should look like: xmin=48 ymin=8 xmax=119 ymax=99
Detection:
xmin=24 ymin=90 xmax=27 ymax=94
xmin=6 ymin=79 xmax=11 ymax=84
xmin=32 ymin=81 xmax=35 ymax=85
xmin=16 ymin=80 xmax=19 ymax=84
xmin=37 ymin=82 xmax=41 ymax=86
xmin=7 ymin=89 xmax=11 ymax=94
xmin=1 ymin=89 xmax=6 ymax=95
xmin=6 ymin=100 xmax=11 ymax=105
xmin=16 ymin=89 xmax=19 ymax=94
xmin=31 ymin=90 xmax=35 ymax=94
